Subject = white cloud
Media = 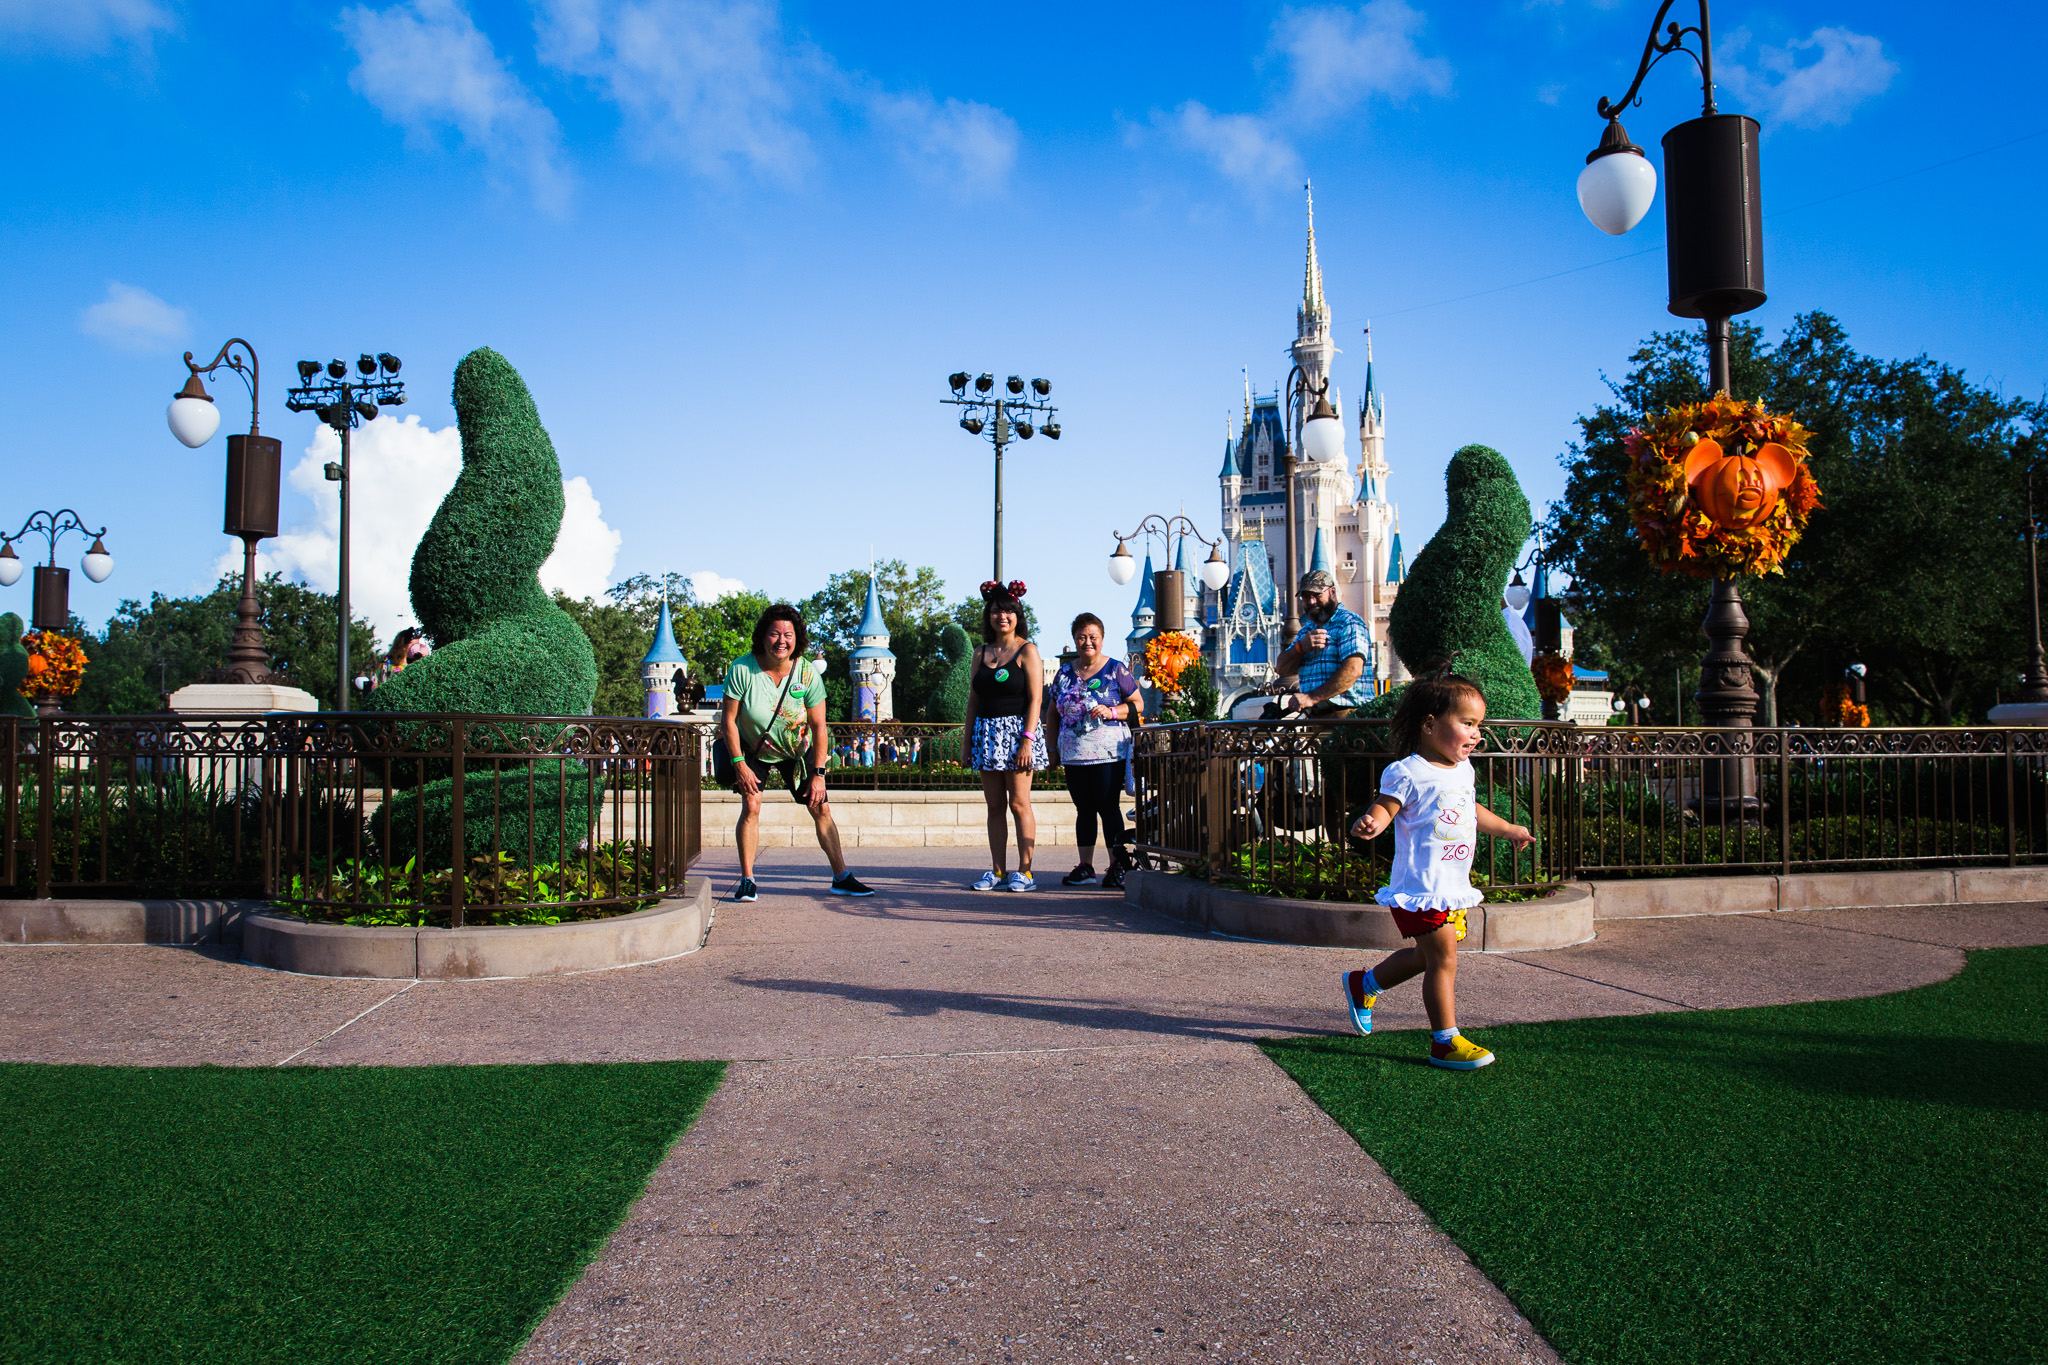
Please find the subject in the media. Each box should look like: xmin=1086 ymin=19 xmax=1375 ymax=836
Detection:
xmin=1272 ymin=1 xmax=1452 ymax=121
xmin=229 ymin=415 xmax=619 ymax=642
xmin=1722 ymin=26 xmax=1896 ymax=129
xmin=688 ymin=570 xmax=745 ymax=601
xmin=539 ymin=475 xmax=622 ymax=601
xmin=341 ymin=0 xmax=572 ymax=213
xmin=868 ymin=91 xmax=1017 ymax=196
xmin=78 ymin=281 xmax=186 ymax=352
xmin=1163 ymin=101 xmax=1302 ymax=193
xmin=534 ymin=0 xmax=809 ymax=179
xmin=0 ymin=0 xmax=170 ymax=49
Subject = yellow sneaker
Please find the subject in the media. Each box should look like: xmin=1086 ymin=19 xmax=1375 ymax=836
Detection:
xmin=1429 ymin=1033 xmax=1494 ymax=1071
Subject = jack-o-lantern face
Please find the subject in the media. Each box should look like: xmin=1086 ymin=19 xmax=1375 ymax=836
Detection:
xmin=1683 ymin=437 xmax=1796 ymax=529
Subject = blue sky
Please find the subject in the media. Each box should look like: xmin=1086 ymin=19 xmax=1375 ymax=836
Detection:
xmin=3 ymin=0 xmax=2043 ymax=654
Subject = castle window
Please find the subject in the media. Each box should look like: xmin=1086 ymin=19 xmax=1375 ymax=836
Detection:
xmin=1257 ymin=476 xmax=1268 ymax=491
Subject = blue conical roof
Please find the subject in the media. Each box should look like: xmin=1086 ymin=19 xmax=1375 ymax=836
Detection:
xmin=1523 ymin=563 xmax=1550 ymax=631
xmin=1175 ymin=534 xmax=1197 ymax=576
xmin=858 ymin=573 xmax=887 ymax=638
xmin=643 ymin=600 xmax=684 ymax=665
xmin=1218 ymin=437 xmax=1237 ymax=480
xmin=1132 ymin=554 xmax=1156 ymax=617
xmin=1386 ymin=532 xmax=1405 ymax=584
xmin=1309 ymin=528 xmax=1332 ymax=574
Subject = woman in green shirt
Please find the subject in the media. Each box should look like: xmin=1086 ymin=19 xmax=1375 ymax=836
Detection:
xmin=719 ymin=604 xmax=873 ymax=902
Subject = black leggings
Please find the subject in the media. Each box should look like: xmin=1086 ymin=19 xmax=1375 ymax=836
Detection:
xmin=1066 ymin=761 xmax=1128 ymax=859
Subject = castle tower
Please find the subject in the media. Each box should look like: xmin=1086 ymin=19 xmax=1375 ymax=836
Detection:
xmin=641 ymin=599 xmax=687 ymax=719
xmin=1291 ymin=182 xmax=1335 ymax=400
xmin=847 ymin=570 xmax=897 ymax=722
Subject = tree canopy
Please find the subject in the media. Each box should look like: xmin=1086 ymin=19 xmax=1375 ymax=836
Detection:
xmin=1544 ymin=313 xmax=2039 ymax=725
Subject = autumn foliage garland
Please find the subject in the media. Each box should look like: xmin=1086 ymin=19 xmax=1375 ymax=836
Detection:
xmin=1142 ymin=632 xmax=1201 ymax=695
xmin=18 ymin=631 xmax=87 ymax=698
xmin=1625 ymin=395 xmax=1822 ymax=579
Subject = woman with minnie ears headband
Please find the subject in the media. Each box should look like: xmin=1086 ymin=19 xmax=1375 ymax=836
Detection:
xmin=962 ymin=580 xmax=1047 ymax=892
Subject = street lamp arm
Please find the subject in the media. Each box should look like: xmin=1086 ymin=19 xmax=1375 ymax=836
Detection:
xmin=184 ymin=338 xmax=261 ymax=435
xmin=2 ymin=509 xmax=106 ymax=565
xmin=1597 ymin=0 xmax=1716 ymax=121
xmin=1110 ymin=514 xmax=1220 ymax=555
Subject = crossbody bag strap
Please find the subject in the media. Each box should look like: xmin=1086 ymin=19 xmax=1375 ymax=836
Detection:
xmin=744 ymin=659 xmax=802 ymax=762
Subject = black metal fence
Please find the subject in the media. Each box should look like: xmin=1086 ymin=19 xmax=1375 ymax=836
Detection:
xmin=1131 ymin=719 xmax=2048 ymax=900
xmin=3 ymin=713 xmax=702 ymax=927
xmin=768 ymin=721 xmax=1069 ymax=791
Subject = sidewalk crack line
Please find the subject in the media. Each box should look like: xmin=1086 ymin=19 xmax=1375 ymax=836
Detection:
xmin=1496 ymin=956 xmax=1696 ymax=1009
xmin=277 ymin=980 xmax=421 ymax=1066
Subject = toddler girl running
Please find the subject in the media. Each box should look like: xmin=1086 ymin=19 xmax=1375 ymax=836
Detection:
xmin=1341 ymin=672 xmax=1533 ymax=1070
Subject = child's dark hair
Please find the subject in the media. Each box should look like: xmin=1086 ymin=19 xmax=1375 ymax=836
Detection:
xmin=1389 ymin=664 xmax=1486 ymax=758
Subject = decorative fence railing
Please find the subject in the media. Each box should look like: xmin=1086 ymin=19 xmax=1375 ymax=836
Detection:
xmin=2 ymin=713 xmax=702 ymax=927
xmin=1130 ymin=720 xmax=2048 ymax=900
xmin=763 ymin=721 xmax=1068 ymax=791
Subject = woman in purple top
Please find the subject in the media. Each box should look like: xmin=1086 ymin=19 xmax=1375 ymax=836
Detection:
xmin=1051 ymin=613 xmax=1143 ymax=888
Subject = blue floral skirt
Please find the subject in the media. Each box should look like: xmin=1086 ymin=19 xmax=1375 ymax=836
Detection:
xmin=971 ymin=715 xmax=1048 ymax=772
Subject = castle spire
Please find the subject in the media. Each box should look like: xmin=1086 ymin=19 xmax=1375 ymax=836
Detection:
xmin=1298 ymin=181 xmax=1328 ymax=341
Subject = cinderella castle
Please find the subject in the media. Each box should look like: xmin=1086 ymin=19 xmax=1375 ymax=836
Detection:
xmin=1129 ymin=188 xmax=1408 ymax=714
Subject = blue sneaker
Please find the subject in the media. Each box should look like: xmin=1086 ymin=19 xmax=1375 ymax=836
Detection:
xmin=1005 ymin=871 xmax=1035 ymax=893
xmin=971 ymin=870 xmax=1002 ymax=891
xmin=1342 ymin=969 xmax=1376 ymax=1036
xmin=733 ymin=876 xmax=758 ymax=902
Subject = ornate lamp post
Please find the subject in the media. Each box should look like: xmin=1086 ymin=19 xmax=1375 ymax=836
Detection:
xmin=1277 ymin=365 xmax=1345 ymax=641
xmin=286 ymin=354 xmax=405 ymax=710
xmin=0 ymin=510 xmax=111 ymax=714
xmin=1582 ymin=0 xmax=1767 ymax=799
xmin=943 ymin=372 xmax=1060 ymax=583
xmin=1106 ymin=515 xmax=1231 ymax=632
xmin=166 ymin=338 xmax=293 ymax=687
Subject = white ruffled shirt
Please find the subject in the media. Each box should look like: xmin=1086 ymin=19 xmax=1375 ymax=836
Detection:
xmin=1373 ymin=754 xmax=1485 ymax=912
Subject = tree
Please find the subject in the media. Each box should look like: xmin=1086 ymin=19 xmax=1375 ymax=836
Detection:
xmin=1545 ymin=313 xmax=2031 ymax=725
xmin=801 ymin=561 xmax=960 ymax=721
xmin=1158 ymin=658 xmax=1220 ymax=722
xmin=604 ymin=572 xmax=770 ymax=697
xmin=552 ymin=593 xmax=652 ymax=717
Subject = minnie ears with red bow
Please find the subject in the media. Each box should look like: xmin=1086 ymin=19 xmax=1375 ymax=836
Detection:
xmin=979 ymin=580 xmax=1027 ymax=601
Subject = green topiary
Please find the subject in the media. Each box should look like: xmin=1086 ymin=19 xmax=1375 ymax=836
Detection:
xmin=364 ymin=348 xmax=602 ymax=865
xmin=0 ymin=614 xmax=31 ymax=719
xmin=1369 ymin=443 xmax=1543 ymax=721
xmin=929 ymin=623 xmax=973 ymax=723
xmin=365 ymin=347 xmax=598 ymax=720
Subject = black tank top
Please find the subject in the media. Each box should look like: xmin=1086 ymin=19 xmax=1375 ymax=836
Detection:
xmin=972 ymin=650 xmax=1031 ymax=718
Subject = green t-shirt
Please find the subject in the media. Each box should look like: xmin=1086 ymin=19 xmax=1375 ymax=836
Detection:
xmin=723 ymin=653 xmax=825 ymax=763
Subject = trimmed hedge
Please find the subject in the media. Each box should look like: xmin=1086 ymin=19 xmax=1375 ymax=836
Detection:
xmin=1374 ymin=443 xmax=1542 ymax=720
xmin=0 ymin=613 xmax=31 ymax=718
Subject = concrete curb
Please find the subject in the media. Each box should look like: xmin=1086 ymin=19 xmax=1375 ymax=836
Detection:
xmin=1587 ymin=864 xmax=2048 ymax=918
xmin=0 ymin=898 xmax=261 ymax=946
xmin=238 ymin=877 xmax=714 ymax=980
xmin=1123 ymin=871 xmax=1595 ymax=952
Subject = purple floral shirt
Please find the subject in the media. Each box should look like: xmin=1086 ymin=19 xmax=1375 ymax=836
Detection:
xmin=1052 ymin=658 xmax=1139 ymax=764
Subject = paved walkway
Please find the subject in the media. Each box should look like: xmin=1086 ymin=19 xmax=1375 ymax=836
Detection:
xmin=5 ymin=847 xmax=2045 ymax=1365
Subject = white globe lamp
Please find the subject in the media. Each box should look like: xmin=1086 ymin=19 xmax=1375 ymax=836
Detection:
xmin=1107 ymin=538 xmax=1137 ymax=586
xmin=1300 ymin=395 xmax=1343 ymax=464
xmin=167 ymin=372 xmax=221 ymax=448
xmin=81 ymin=537 xmax=114 ymax=584
xmin=1201 ymin=543 xmax=1230 ymax=592
xmin=1578 ymin=118 xmax=1657 ymax=236
xmin=0 ymin=544 xmax=19 ymax=587
xmin=1503 ymin=570 xmax=1531 ymax=613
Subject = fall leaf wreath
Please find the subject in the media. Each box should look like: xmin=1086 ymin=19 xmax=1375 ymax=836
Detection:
xmin=1625 ymin=395 xmax=1822 ymax=578
xmin=20 ymin=631 xmax=88 ymax=698
xmin=1530 ymin=650 xmax=1575 ymax=705
xmin=1142 ymin=632 xmax=1201 ymax=694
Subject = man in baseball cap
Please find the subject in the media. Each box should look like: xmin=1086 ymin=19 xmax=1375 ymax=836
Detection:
xmin=1274 ymin=569 xmax=1371 ymax=716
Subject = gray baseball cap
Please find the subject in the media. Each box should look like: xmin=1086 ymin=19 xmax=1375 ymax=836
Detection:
xmin=1297 ymin=569 xmax=1336 ymax=594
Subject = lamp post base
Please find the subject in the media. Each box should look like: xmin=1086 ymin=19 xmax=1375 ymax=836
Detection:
xmin=167 ymin=681 xmax=319 ymax=716
xmin=1693 ymin=576 xmax=1763 ymax=820
xmin=1988 ymin=702 xmax=2048 ymax=725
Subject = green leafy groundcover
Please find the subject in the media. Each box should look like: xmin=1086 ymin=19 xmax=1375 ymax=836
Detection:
xmin=1261 ymin=947 xmax=2048 ymax=1365
xmin=0 ymin=1060 xmax=724 ymax=1365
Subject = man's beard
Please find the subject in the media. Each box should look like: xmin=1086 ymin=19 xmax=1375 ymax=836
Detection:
xmin=1303 ymin=598 xmax=1337 ymax=625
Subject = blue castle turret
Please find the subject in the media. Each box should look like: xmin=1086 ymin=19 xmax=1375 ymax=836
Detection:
xmin=641 ymin=599 xmax=687 ymax=719
xmin=847 ymin=571 xmax=897 ymax=721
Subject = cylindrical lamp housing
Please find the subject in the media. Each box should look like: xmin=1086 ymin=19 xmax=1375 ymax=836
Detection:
xmin=1662 ymin=115 xmax=1765 ymax=319
xmin=1153 ymin=569 xmax=1186 ymax=632
xmin=1534 ymin=599 xmax=1564 ymax=655
xmin=224 ymin=434 xmax=283 ymax=540
xmin=32 ymin=565 xmax=69 ymax=631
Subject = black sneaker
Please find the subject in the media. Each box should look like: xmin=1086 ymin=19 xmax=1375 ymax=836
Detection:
xmin=733 ymin=876 xmax=758 ymax=902
xmin=831 ymin=873 xmax=875 ymax=897
xmin=1061 ymin=864 xmax=1097 ymax=886
xmin=1102 ymin=863 xmax=1126 ymax=890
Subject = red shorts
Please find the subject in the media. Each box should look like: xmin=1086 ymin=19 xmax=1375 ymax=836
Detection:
xmin=1389 ymin=907 xmax=1455 ymax=938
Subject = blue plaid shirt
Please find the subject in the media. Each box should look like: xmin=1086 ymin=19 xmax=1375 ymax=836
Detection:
xmin=1293 ymin=604 xmax=1373 ymax=707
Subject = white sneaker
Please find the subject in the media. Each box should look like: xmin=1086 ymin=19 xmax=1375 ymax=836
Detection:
xmin=971 ymin=870 xmax=1002 ymax=891
xmin=1005 ymin=871 xmax=1035 ymax=893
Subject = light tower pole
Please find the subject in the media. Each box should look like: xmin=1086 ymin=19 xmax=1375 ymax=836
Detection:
xmin=943 ymin=372 xmax=1061 ymax=582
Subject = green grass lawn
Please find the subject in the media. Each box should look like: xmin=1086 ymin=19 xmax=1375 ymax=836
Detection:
xmin=1263 ymin=947 xmax=2048 ymax=1365
xmin=0 ymin=1060 xmax=724 ymax=1364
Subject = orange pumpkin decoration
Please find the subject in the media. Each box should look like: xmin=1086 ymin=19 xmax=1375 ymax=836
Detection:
xmin=1683 ymin=437 xmax=1797 ymax=529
